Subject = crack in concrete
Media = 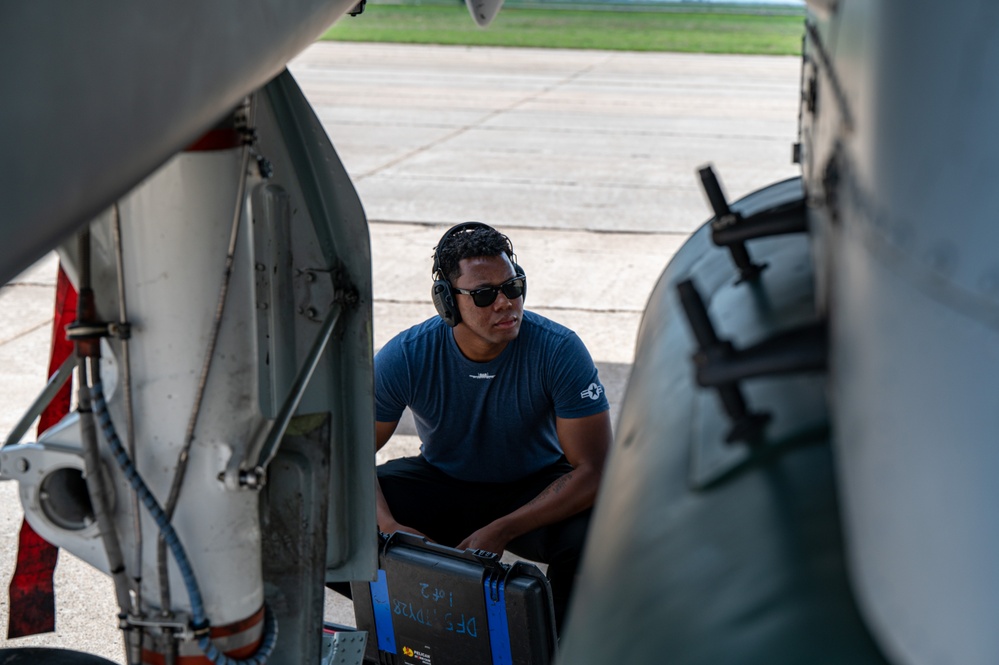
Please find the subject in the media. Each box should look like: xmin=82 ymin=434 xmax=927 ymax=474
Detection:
xmin=328 ymin=117 xmax=792 ymax=143
xmin=0 ymin=318 xmax=51 ymax=347
xmin=366 ymin=218 xmax=692 ymax=237
xmin=355 ymin=56 xmax=613 ymax=182
xmin=358 ymin=171 xmax=701 ymax=191
xmin=374 ymin=297 xmax=640 ymax=314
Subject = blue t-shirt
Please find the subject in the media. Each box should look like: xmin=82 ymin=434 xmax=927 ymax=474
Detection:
xmin=375 ymin=311 xmax=609 ymax=483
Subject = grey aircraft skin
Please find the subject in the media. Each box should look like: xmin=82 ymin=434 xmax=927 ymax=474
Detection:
xmin=1 ymin=1 xmax=997 ymax=664
xmin=0 ymin=1 xmax=365 ymax=286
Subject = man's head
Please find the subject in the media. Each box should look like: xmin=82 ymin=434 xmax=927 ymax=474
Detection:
xmin=431 ymin=223 xmax=527 ymax=360
xmin=432 ymin=222 xmax=518 ymax=285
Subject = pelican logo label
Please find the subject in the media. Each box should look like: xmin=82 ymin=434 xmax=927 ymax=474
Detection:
xmin=401 ymin=644 xmax=433 ymax=664
xmin=469 ymin=372 xmax=495 ymax=380
xmin=580 ymin=382 xmax=604 ymax=400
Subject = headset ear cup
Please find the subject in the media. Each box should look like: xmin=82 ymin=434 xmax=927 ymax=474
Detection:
xmin=432 ymin=279 xmax=461 ymax=327
xmin=513 ymin=263 xmax=527 ymax=301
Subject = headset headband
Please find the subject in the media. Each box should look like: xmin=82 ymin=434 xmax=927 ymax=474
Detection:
xmin=431 ymin=222 xmax=514 ymax=281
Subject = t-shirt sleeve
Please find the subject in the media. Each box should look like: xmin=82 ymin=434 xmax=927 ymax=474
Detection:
xmin=549 ymin=332 xmax=610 ymax=419
xmin=374 ymin=336 xmax=410 ymax=423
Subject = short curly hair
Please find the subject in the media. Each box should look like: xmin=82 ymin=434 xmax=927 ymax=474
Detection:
xmin=433 ymin=223 xmax=515 ymax=284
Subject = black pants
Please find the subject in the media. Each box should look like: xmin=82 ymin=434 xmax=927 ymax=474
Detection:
xmin=377 ymin=455 xmax=591 ymax=633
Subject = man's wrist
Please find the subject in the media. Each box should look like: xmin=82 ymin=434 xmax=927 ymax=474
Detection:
xmin=492 ymin=515 xmax=524 ymax=544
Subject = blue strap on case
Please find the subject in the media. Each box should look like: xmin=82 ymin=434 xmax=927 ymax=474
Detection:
xmin=484 ymin=575 xmax=513 ymax=665
xmin=370 ymin=569 xmax=397 ymax=654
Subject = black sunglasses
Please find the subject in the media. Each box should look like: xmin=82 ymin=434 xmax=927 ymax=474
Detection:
xmin=453 ymin=275 xmax=526 ymax=307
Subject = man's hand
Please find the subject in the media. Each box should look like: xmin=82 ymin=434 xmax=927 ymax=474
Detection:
xmin=457 ymin=520 xmax=512 ymax=555
xmin=457 ymin=411 xmax=612 ymax=556
xmin=382 ymin=520 xmax=434 ymax=543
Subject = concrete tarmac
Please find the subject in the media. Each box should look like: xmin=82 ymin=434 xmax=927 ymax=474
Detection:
xmin=0 ymin=41 xmax=800 ymax=661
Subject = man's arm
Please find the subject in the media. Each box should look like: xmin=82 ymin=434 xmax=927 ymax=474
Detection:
xmin=374 ymin=420 xmax=431 ymax=540
xmin=457 ymin=409 xmax=611 ymax=554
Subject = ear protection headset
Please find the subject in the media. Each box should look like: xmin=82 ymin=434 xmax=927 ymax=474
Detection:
xmin=431 ymin=222 xmax=526 ymax=327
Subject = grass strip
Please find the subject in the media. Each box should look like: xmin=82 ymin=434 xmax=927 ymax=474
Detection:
xmin=322 ymin=3 xmax=804 ymax=55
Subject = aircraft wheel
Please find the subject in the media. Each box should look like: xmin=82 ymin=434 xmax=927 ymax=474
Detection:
xmin=0 ymin=648 xmax=119 ymax=665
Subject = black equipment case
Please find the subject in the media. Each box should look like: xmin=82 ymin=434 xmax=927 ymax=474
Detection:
xmin=351 ymin=532 xmax=558 ymax=665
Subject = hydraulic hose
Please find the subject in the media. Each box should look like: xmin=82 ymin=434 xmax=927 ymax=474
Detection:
xmin=111 ymin=202 xmax=145 ymax=665
xmin=77 ymin=359 xmax=133 ymax=620
xmin=91 ymin=382 xmax=278 ymax=665
xmin=74 ymin=229 xmax=135 ymax=655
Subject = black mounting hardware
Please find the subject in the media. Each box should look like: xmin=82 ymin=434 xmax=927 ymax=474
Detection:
xmin=66 ymin=320 xmax=131 ymax=341
xmin=677 ymin=279 xmax=828 ymax=445
xmin=698 ymin=166 xmax=766 ymax=282
xmin=697 ymin=165 xmax=808 ymax=283
xmin=678 ymin=279 xmax=769 ymax=444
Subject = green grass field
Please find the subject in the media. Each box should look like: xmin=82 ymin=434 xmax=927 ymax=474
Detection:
xmin=321 ymin=3 xmax=805 ymax=55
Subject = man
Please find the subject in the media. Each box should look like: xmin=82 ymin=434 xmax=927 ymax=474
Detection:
xmin=374 ymin=221 xmax=612 ymax=630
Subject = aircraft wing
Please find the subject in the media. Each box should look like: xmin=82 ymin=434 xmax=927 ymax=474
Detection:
xmin=0 ymin=0 xmax=360 ymax=284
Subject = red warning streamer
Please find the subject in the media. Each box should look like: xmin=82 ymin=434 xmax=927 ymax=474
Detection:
xmin=7 ymin=265 xmax=78 ymax=638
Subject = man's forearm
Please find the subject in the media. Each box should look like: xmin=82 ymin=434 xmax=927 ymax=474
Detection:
xmin=496 ymin=463 xmax=601 ymax=541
